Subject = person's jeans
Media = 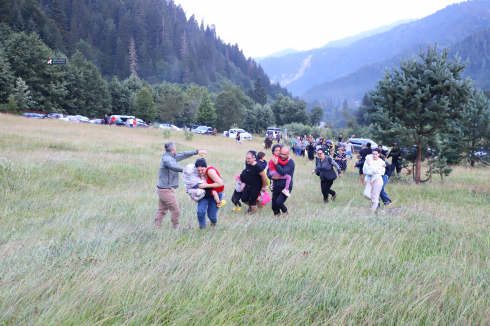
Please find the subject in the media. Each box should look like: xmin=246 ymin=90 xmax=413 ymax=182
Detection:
xmin=294 ymin=148 xmax=301 ymax=156
xmin=378 ymin=175 xmax=392 ymax=208
xmin=363 ymin=176 xmax=383 ymax=210
xmin=197 ymin=191 xmax=223 ymax=228
xmin=346 ymin=151 xmax=353 ymax=159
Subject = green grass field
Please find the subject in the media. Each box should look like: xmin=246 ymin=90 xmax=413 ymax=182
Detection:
xmin=2 ymin=114 xmax=490 ymax=325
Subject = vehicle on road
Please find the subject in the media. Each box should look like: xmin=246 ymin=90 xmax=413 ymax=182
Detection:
xmin=348 ymin=138 xmax=388 ymax=152
xmin=194 ymin=126 xmax=213 ymax=135
xmin=224 ymin=128 xmax=252 ymax=140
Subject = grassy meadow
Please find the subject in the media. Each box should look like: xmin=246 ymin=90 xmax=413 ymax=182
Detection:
xmin=1 ymin=114 xmax=490 ymax=325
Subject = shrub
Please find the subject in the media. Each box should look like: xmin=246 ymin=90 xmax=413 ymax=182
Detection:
xmin=184 ymin=127 xmax=194 ymax=141
xmin=162 ymin=128 xmax=171 ymax=139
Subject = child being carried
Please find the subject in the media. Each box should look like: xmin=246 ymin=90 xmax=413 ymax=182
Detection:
xmin=182 ymin=164 xmax=226 ymax=207
xmin=268 ymin=154 xmax=292 ymax=197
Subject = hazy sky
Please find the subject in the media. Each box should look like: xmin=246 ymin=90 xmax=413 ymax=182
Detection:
xmin=176 ymin=0 xmax=467 ymax=58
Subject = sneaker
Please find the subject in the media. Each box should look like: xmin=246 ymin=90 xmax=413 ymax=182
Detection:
xmin=233 ymin=206 xmax=237 ymax=211
xmin=217 ymin=200 xmax=226 ymax=208
xmin=237 ymin=207 xmax=242 ymax=212
xmin=324 ymin=199 xmax=329 ymax=204
xmin=210 ymin=223 xmax=216 ymax=227
xmin=282 ymin=189 xmax=291 ymax=197
xmin=269 ymin=185 xmax=273 ymax=191
xmin=332 ymin=192 xmax=337 ymax=201
xmin=384 ymin=201 xmax=392 ymax=207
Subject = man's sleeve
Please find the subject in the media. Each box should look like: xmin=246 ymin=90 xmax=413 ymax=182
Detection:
xmin=174 ymin=150 xmax=199 ymax=162
xmin=164 ymin=159 xmax=184 ymax=172
xmin=276 ymin=160 xmax=294 ymax=176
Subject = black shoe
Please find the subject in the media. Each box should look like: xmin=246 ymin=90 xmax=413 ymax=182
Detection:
xmin=324 ymin=199 xmax=329 ymax=204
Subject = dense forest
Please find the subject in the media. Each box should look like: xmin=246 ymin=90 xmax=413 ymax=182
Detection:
xmin=303 ymin=27 xmax=490 ymax=109
xmin=0 ymin=0 xmax=289 ymax=98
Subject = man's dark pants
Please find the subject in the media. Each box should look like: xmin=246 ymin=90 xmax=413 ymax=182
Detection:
xmin=272 ymin=186 xmax=289 ymax=215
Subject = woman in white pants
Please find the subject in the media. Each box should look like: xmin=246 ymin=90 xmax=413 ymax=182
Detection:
xmin=363 ymin=149 xmax=386 ymax=211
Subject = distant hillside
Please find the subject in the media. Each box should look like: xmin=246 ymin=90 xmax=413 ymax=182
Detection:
xmin=255 ymin=48 xmax=299 ymax=62
xmin=0 ymin=0 xmax=289 ymax=98
xmin=260 ymin=0 xmax=490 ymax=96
xmin=303 ymin=27 xmax=490 ymax=106
xmin=322 ymin=18 xmax=418 ymax=49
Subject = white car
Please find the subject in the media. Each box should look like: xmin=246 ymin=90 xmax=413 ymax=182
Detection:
xmin=159 ymin=124 xmax=182 ymax=131
xmin=68 ymin=115 xmax=89 ymax=123
xmin=226 ymin=128 xmax=252 ymax=140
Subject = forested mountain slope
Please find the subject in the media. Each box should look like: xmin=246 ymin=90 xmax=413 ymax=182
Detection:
xmin=260 ymin=0 xmax=490 ymax=96
xmin=0 ymin=0 xmax=289 ymax=98
xmin=302 ymin=27 xmax=490 ymax=106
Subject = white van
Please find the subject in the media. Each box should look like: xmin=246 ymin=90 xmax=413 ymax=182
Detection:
xmin=266 ymin=127 xmax=282 ymax=139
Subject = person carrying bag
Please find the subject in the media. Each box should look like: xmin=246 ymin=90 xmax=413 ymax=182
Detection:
xmin=312 ymin=148 xmax=342 ymax=203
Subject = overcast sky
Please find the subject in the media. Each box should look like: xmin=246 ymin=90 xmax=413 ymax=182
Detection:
xmin=176 ymin=0 xmax=467 ymax=58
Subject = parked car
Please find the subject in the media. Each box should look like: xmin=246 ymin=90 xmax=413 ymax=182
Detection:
xmin=266 ymin=127 xmax=282 ymax=139
xmin=110 ymin=115 xmax=135 ymax=124
xmin=46 ymin=113 xmax=66 ymax=119
xmin=348 ymin=138 xmax=388 ymax=152
xmin=90 ymin=118 xmax=105 ymax=124
xmin=225 ymin=128 xmax=252 ymax=140
xmin=159 ymin=123 xmax=181 ymax=130
xmin=68 ymin=115 xmax=90 ymax=123
xmin=114 ymin=118 xmax=126 ymax=126
xmin=23 ymin=112 xmax=46 ymax=119
xmin=194 ymin=126 xmax=213 ymax=135
xmin=126 ymin=118 xmax=148 ymax=128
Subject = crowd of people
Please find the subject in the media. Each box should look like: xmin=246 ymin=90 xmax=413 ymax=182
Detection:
xmin=155 ymin=135 xmax=403 ymax=229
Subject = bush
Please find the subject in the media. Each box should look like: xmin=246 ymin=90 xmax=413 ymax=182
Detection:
xmin=319 ymin=127 xmax=334 ymax=141
xmin=184 ymin=127 xmax=194 ymax=141
xmin=162 ymin=128 xmax=171 ymax=139
xmin=282 ymin=123 xmax=311 ymax=138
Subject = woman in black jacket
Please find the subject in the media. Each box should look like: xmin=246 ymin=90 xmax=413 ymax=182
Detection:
xmin=312 ymin=148 xmax=342 ymax=203
xmin=307 ymin=141 xmax=316 ymax=161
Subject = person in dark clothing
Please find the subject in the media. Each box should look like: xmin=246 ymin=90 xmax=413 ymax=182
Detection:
xmin=356 ymin=142 xmax=373 ymax=184
xmin=378 ymin=158 xmax=393 ymax=208
xmin=378 ymin=145 xmax=388 ymax=159
xmin=337 ymin=135 xmax=343 ymax=143
xmin=268 ymin=147 xmax=295 ymax=216
xmin=387 ymin=143 xmax=403 ymax=173
xmin=307 ymin=141 xmax=316 ymax=161
xmin=256 ymin=151 xmax=267 ymax=170
xmin=313 ymin=148 xmax=342 ymax=203
xmin=322 ymin=140 xmax=333 ymax=157
xmin=103 ymin=114 xmax=109 ymax=125
xmin=240 ymin=151 xmax=268 ymax=214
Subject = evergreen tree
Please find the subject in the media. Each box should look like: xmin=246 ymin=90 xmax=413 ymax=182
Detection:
xmin=5 ymin=94 xmax=19 ymax=114
xmin=309 ymin=105 xmax=324 ymax=126
xmin=0 ymin=47 xmax=14 ymax=103
xmin=443 ymin=91 xmax=490 ymax=166
xmin=0 ymin=0 xmax=15 ymax=25
xmin=431 ymin=156 xmax=453 ymax=181
xmin=196 ymin=90 xmax=216 ymax=125
xmin=255 ymin=104 xmax=275 ymax=132
xmin=367 ymin=45 xmax=474 ymax=183
xmin=242 ymin=107 xmax=257 ymax=133
xmin=294 ymin=99 xmax=309 ymax=125
xmin=133 ymin=87 xmax=156 ymax=122
xmin=13 ymin=77 xmax=36 ymax=111
xmin=356 ymin=93 xmax=371 ymax=126
xmin=252 ymin=76 xmax=267 ymax=105
xmin=214 ymin=90 xmax=244 ymax=131
xmin=128 ymin=36 xmax=138 ymax=76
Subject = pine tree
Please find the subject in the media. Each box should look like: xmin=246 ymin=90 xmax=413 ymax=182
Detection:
xmin=431 ymin=156 xmax=453 ymax=181
xmin=156 ymin=85 xmax=186 ymax=124
xmin=0 ymin=0 xmax=15 ymax=25
xmin=128 ymin=36 xmax=138 ymax=76
xmin=196 ymin=90 xmax=216 ymax=125
xmin=108 ymin=76 xmax=132 ymax=115
xmin=133 ymin=87 xmax=156 ymax=122
xmin=0 ymin=47 xmax=14 ymax=103
xmin=252 ymin=76 xmax=267 ymax=105
xmin=13 ymin=77 xmax=36 ymax=111
xmin=367 ymin=45 xmax=474 ymax=183
xmin=6 ymin=94 xmax=19 ymax=114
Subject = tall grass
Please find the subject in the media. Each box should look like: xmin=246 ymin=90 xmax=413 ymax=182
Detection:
xmin=1 ymin=114 xmax=490 ymax=325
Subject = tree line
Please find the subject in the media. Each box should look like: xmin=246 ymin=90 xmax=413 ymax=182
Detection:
xmin=0 ymin=0 xmax=290 ymax=102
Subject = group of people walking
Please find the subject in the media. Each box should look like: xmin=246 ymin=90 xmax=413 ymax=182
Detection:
xmin=155 ymin=136 xmax=401 ymax=229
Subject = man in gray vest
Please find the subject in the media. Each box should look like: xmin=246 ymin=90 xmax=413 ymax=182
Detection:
xmin=155 ymin=141 xmax=207 ymax=228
